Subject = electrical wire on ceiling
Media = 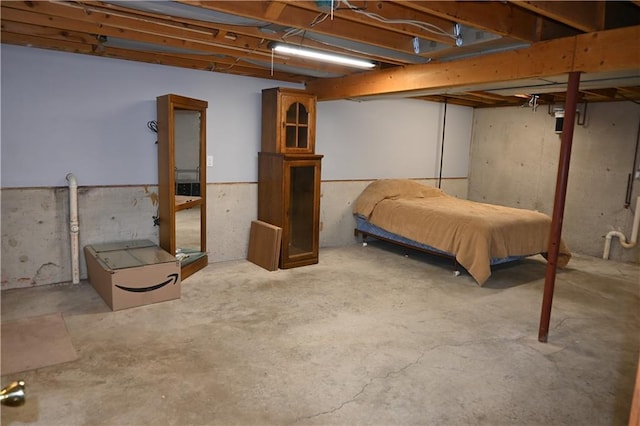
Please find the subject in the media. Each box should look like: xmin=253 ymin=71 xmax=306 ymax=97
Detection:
xmin=284 ymin=1 xmax=458 ymax=45
xmin=339 ymin=0 xmax=458 ymax=42
xmin=282 ymin=12 xmax=329 ymax=40
xmin=214 ymin=38 xmax=268 ymax=72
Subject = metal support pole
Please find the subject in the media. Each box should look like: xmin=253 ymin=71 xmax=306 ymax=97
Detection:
xmin=538 ymin=71 xmax=581 ymax=343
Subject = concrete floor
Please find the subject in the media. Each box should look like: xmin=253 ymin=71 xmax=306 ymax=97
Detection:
xmin=1 ymin=241 xmax=639 ymax=425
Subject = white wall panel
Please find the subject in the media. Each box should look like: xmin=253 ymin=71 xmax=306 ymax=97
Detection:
xmin=316 ymin=99 xmax=471 ymax=180
xmin=2 ymin=45 xmax=472 ymax=188
xmin=1 ymin=45 xmax=299 ymax=187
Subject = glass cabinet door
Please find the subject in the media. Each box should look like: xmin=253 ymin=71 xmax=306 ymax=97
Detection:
xmin=284 ymin=102 xmax=309 ymax=150
xmin=284 ymin=160 xmax=320 ymax=264
xmin=288 ymin=164 xmax=314 ymax=255
xmin=279 ymin=92 xmax=315 ymax=154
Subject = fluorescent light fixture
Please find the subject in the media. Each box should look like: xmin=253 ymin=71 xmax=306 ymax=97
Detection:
xmin=270 ymin=42 xmax=375 ymax=69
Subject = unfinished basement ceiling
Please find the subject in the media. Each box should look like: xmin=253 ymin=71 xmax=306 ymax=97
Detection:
xmin=1 ymin=1 xmax=639 ymax=107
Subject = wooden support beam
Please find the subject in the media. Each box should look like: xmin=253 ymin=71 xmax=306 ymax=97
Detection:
xmin=619 ymin=87 xmax=640 ymax=96
xmin=465 ymin=91 xmax=518 ymax=102
xmin=283 ymin=0 xmax=457 ymax=46
xmin=1 ymin=3 xmax=252 ymax=56
xmin=0 ymin=31 xmax=303 ymax=82
xmin=182 ymin=0 xmax=429 ymax=56
xmin=446 ymin=93 xmax=501 ymax=105
xmin=82 ymin=0 xmax=395 ymax=65
xmin=264 ymin=1 xmax=288 ymax=20
xmin=580 ymin=88 xmax=618 ymax=99
xmin=413 ymin=95 xmax=479 ymax=107
xmin=306 ymin=25 xmax=640 ymax=101
xmin=394 ymin=0 xmax=542 ymax=42
xmin=511 ymin=1 xmax=605 ymax=33
xmin=1 ymin=2 xmax=353 ymax=77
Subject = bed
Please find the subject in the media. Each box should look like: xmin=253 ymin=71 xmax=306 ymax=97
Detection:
xmin=353 ymin=179 xmax=571 ymax=286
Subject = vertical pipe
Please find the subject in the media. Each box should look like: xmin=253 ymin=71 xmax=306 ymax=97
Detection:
xmin=538 ymin=71 xmax=581 ymax=342
xmin=438 ymin=100 xmax=447 ymax=189
xmin=66 ymin=173 xmax=80 ymax=284
xmin=625 ymin=117 xmax=640 ymax=208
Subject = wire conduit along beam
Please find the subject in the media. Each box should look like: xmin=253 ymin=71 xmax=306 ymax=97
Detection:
xmin=66 ymin=173 xmax=80 ymax=284
xmin=603 ymin=196 xmax=640 ymax=259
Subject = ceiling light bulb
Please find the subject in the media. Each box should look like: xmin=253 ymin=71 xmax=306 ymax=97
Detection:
xmin=271 ymin=43 xmax=375 ymax=69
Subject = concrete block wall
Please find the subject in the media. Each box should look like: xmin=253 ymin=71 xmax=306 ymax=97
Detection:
xmin=469 ymin=101 xmax=640 ymax=263
xmin=1 ymin=186 xmax=159 ymax=290
xmin=208 ymin=178 xmax=468 ymax=263
xmin=1 ymin=178 xmax=467 ymax=289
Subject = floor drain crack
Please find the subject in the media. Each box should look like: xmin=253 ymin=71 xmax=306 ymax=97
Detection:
xmin=296 ymin=351 xmax=426 ymax=422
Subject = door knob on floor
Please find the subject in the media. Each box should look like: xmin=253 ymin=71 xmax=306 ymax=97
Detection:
xmin=0 ymin=380 xmax=25 ymax=406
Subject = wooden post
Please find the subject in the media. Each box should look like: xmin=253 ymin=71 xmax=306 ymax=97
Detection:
xmin=538 ymin=71 xmax=581 ymax=343
xmin=630 ymin=356 xmax=640 ymax=426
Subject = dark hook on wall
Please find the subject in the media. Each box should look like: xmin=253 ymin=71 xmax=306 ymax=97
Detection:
xmin=147 ymin=120 xmax=158 ymax=144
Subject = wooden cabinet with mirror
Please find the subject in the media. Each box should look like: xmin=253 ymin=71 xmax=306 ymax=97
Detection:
xmin=157 ymin=94 xmax=208 ymax=280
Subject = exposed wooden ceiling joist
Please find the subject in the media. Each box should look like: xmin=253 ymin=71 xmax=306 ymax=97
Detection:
xmin=1 ymin=1 xmax=639 ymax=107
xmin=281 ymin=0 xmax=458 ymax=46
xmin=393 ymin=0 xmax=542 ymax=43
xmin=306 ymin=25 xmax=640 ymax=100
xmin=1 ymin=1 xmax=359 ymax=79
xmin=510 ymin=1 xmax=606 ymax=33
xmin=182 ymin=0 xmax=431 ymax=59
xmin=580 ymin=88 xmax=618 ymax=100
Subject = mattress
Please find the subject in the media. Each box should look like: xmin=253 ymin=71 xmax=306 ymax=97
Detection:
xmin=352 ymin=179 xmax=571 ymax=285
xmin=354 ymin=214 xmax=524 ymax=266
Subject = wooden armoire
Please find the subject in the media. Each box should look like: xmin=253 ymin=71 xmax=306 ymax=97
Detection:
xmin=258 ymin=87 xmax=323 ymax=269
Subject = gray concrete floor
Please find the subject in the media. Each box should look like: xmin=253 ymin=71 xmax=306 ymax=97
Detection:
xmin=1 ymin=241 xmax=639 ymax=426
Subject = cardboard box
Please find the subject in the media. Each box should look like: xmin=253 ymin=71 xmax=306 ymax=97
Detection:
xmin=247 ymin=220 xmax=282 ymax=271
xmin=84 ymin=240 xmax=180 ymax=311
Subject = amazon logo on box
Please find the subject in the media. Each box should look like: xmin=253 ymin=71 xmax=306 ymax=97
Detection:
xmin=115 ymin=273 xmax=179 ymax=293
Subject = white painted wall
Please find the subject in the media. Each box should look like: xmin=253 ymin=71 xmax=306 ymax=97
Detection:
xmin=0 ymin=44 xmax=300 ymax=187
xmin=1 ymin=45 xmax=472 ymax=187
xmin=317 ymin=99 xmax=472 ymax=180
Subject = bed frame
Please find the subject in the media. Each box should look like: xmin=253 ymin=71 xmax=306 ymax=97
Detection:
xmin=353 ymin=215 xmax=523 ymax=278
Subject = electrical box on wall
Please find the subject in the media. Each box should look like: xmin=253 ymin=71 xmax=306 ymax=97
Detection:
xmin=554 ymin=108 xmax=564 ymax=134
xmin=552 ymin=103 xmax=588 ymax=134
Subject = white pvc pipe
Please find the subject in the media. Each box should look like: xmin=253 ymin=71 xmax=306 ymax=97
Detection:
xmin=603 ymin=196 xmax=640 ymax=259
xmin=66 ymin=173 xmax=80 ymax=284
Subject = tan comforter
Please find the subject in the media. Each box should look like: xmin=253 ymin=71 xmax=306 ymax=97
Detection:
xmin=353 ymin=179 xmax=571 ymax=285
